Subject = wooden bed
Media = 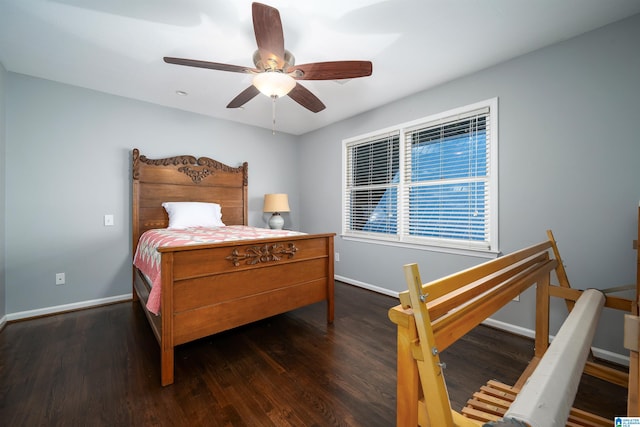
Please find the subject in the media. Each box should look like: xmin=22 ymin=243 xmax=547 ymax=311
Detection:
xmin=131 ymin=148 xmax=335 ymax=386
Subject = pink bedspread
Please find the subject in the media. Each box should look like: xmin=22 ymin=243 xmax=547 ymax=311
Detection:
xmin=133 ymin=226 xmax=305 ymax=314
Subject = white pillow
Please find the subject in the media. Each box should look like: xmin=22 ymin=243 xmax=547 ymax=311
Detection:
xmin=162 ymin=202 xmax=225 ymax=229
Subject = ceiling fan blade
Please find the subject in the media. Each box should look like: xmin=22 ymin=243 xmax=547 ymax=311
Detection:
xmin=252 ymin=2 xmax=286 ymax=69
xmin=164 ymin=57 xmax=257 ymax=74
xmin=287 ymin=83 xmax=326 ymax=113
xmin=227 ymin=85 xmax=261 ymax=108
xmin=288 ymin=61 xmax=373 ymax=80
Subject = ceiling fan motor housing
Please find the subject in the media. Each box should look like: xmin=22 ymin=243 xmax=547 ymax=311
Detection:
xmin=253 ymin=49 xmax=295 ymax=71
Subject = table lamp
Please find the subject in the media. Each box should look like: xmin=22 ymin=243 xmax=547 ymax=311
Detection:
xmin=263 ymin=193 xmax=290 ymax=229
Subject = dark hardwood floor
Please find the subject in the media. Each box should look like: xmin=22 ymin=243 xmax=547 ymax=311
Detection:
xmin=0 ymin=282 xmax=628 ymax=426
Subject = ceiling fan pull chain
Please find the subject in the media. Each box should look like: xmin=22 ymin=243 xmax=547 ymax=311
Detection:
xmin=271 ymin=95 xmax=277 ymax=135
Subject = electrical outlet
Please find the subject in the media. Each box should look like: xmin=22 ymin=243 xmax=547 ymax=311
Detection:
xmin=104 ymin=214 xmax=114 ymax=226
xmin=55 ymin=273 xmax=66 ymax=285
xmin=335 ymin=252 xmax=340 ymax=262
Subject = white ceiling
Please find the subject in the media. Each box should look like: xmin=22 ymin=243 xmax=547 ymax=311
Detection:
xmin=1 ymin=0 xmax=639 ymax=135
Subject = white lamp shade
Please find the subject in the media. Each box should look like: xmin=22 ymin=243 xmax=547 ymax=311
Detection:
xmin=253 ymin=72 xmax=296 ymax=98
xmin=263 ymin=193 xmax=290 ymax=213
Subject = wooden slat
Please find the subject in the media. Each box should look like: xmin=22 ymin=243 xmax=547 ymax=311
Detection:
xmin=432 ymin=260 xmax=557 ymax=352
xmin=547 ymin=229 xmax=575 ymax=312
xmin=567 ymin=407 xmax=613 ymax=426
xmin=461 ymin=405 xmax=500 ymax=423
xmin=465 ymin=397 xmax=508 ymax=416
xmin=479 ymin=383 xmax=517 ymax=401
xmin=486 ymin=379 xmax=520 ymax=394
xmin=549 ymin=285 xmax=633 ymax=312
xmin=469 ymin=392 xmax=512 ymax=410
xmin=535 ymin=267 xmax=551 ymax=358
xmin=463 ymin=381 xmax=614 ymax=426
xmin=420 ymin=240 xmax=553 ymax=302
xmin=427 ymin=253 xmax=550 ymax=322
xmin=584 ymin=361 xmax=629 ymax=388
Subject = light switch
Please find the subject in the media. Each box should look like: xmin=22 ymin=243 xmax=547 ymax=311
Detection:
xmin=104 ymin=214 xmax=114 ymax=226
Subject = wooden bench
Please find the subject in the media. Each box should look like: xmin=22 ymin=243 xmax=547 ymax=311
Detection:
xmin=389 ymin=223 xmax=639 ymax=426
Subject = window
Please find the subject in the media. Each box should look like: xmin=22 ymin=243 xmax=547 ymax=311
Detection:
xmin=343 ymin=98 xmax=498 ymax=254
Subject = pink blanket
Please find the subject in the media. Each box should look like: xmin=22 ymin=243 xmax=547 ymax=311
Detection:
xmin=133 ymin=226 xmax=305 ymax=314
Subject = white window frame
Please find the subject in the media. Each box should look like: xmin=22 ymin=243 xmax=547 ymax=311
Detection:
xmin=342 ymin=98 xmax=499 ymax=257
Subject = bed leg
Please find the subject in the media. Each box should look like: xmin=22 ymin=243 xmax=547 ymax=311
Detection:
xmin=161 ymin=348 xmax=174 ymax=386
xmin=327 ymin=237 xmax=335 ymax=324
xmin=132 ymin=270 xmax=139 ymax=302
xmin=327 ymin=278 xmax=335 ymax=324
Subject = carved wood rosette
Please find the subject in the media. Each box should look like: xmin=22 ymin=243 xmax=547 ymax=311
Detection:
xmin=226 ymin=242 xmax=298 ymax=267
xmin=177 ymin=166 xmax=213 ymax=183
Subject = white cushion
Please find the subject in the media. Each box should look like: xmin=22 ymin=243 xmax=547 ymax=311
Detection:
xmin=162 ymin=202 xmax=225 ymax=229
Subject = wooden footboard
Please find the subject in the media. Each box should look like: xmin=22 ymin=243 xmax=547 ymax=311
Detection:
xmin=134 ymin=233 xmax=335 ymax=386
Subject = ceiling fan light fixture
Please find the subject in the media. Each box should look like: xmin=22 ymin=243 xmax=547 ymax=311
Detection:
xmin=252 ymin=71 xmax=296 ymax=98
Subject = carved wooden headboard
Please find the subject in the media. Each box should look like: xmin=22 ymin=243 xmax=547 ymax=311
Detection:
xmin=131 ymin=148 xmax=248 ymax=252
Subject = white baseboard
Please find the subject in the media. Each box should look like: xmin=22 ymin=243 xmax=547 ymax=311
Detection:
xmin=591 ymin=347 xmax=630 ymax=367
xmin=6 ymin=294 xmax=132 ymax=322
xmin=0 ymin=314 xmax=7 ymax=331
xmin=337 ymin=275 xmax=630 ymax=367
xmin=482 ymin=317 xmax=537 ymax=340
xmin=483 ymin=317 xmax=630 ymax=367
xmin=335 ymin=275 xmax=399 ymax=298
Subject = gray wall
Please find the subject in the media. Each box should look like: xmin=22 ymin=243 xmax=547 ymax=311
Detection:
xmin=298 ymin=14 xmax=640 ymax=358
xmin=5 ymin=74 xmax=299 ymax=315
xmin=0 ymin=62 xmax=6 ymax=322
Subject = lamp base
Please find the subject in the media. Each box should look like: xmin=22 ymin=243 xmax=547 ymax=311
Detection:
xmin=268 ymin=212 xmax=284 ymax=229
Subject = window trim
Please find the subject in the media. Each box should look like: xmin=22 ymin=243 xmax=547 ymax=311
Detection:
xmin=341 ymin=98 xmax=499 ymax=257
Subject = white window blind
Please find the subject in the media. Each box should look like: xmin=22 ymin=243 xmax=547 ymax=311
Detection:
xmin=345 ymin=132 xmax=400 ymax=236
xmin=402 ymin=106 xmax=491 ymax=249
xmin=343 ymin=98 xmax=498 ymax=254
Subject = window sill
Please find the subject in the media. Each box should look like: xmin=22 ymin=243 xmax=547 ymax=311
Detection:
xmin=341 ymin=234 xmax=500 ymax=259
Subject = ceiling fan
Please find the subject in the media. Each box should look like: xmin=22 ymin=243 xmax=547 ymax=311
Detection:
xmin=164 ymin=2 xmax=373 ymax=113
